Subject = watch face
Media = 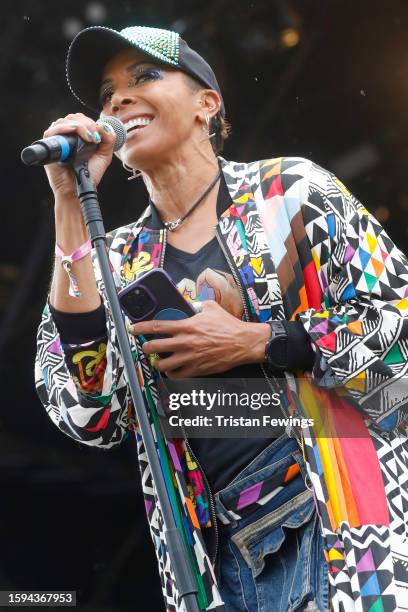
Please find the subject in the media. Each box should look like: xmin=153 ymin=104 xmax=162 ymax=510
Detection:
xmin=267 ymin=335 xmax=288 ymax=370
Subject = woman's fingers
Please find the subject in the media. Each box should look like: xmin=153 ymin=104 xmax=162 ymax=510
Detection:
xmin=129 ymin=317 xmax=190 ymax=337
xmin=42 ymin=113 xmax=117 ymax=194
xmin=44 ymin=120 xmax=98 ymax=143
xmin=154 ymin=353 xmax=188 ymax=373
xmin=94 ymin=121 xmax=117 ymax=151
xmin=141 ymin=335 xmax=188 ymax=355
xmin=43 ymin=113 xmax=115 ymax=147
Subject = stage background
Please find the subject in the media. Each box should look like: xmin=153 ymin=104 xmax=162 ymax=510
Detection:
xmin=1 ymin=1 xmax=408 ymax=610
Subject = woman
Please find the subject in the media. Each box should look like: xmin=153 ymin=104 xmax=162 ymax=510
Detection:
xmin=36 ymin=25 xmax=408 ymax=611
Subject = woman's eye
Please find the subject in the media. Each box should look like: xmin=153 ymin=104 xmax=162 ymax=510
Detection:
xmin=99 ymin=69 xmax=162 ymax=106
xmin=99 ymin=88 xmax=113 ymax=106
xmin=130 ymin=69 xmax=163 ymax=86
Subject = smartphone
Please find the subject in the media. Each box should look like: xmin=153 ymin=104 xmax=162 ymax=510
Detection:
xmin=118 ymin=269 xmax=196 ymax=355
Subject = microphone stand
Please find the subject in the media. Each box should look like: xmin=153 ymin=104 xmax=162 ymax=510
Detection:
xmin=73 ymin=160 xmax=200 ymax=612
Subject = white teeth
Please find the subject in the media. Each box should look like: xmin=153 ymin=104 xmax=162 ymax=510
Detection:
xmin=124 ymin=117 xmax=153 ymax=131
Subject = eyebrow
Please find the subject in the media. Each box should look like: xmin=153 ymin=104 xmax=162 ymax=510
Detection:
xmin=100 ymin=61 xmax=157 ymax=89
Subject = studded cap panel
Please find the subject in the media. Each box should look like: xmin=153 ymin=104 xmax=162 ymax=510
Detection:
xmin=119 ymin=26 xmax=180 ymax=66
xmin=66 ymin=24 xmax=225 ymax=114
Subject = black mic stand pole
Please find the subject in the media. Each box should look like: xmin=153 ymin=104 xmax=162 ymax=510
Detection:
xmin=73 ymin=160 xmax=200 ymax=612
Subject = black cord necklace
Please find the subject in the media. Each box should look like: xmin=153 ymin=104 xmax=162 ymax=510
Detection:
xmin=150 ymin=170 xmax=221 ymax=232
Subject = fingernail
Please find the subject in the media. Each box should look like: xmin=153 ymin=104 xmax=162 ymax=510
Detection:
xmin=93 ymin=131 xmax=101 ymax=143
xmin=69 ymin=122 xmax=79 ymax=127
xmin=103 ymin=124 xmax=113 ymax=133
xmin=149 ymin=354 xmax=158 ymax=368
xmin=86 ymin=130 xmax=93 ymax=141
xmin=126 ymin=324 xmax=133 ymax=334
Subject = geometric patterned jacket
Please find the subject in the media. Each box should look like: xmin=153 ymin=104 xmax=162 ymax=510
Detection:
xmin=35 ymin=157 xmax=408 ymax=611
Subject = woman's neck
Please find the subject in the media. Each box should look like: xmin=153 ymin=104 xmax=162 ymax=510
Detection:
xmin=142 ymin=145 xmax=220 ymax=223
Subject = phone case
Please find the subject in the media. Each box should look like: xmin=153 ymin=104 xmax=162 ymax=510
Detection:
xmin=118 ymin=268 xmax=196 ymax=323
xmin=118 ymin=269 xmax=196 ymax=358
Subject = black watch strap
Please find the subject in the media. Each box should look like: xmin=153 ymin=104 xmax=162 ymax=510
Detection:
xmin=264 ymin=320 xmax=289 ymax=370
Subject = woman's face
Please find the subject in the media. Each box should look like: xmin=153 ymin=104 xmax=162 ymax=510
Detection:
xmin=99 ymin=48 xmax=208 ymax=169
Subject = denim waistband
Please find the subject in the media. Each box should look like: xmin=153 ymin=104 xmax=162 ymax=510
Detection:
xmin=214 ymin=434 xmax=305 ymax=525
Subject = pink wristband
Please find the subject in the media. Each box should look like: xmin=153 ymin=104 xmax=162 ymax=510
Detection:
xmin=55 ymin=240 xmax=92 ymax=298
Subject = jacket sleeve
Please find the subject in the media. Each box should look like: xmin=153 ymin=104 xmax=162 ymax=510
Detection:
xmin=296 ymin=161 xmax=408 ymax=428
xmin=34 ymin=229 xmax=137 ymax=448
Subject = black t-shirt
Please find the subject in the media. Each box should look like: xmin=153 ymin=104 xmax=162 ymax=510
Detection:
xmin=163 ymin=231 xmax=275 ymax=492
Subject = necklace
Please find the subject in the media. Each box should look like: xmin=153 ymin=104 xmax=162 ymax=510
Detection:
xmin=151 ymin=170 xmax=221 ymax=232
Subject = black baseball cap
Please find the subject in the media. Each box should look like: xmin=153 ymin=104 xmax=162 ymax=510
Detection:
xmin=66 ymin=25 xmax=225 ymax=116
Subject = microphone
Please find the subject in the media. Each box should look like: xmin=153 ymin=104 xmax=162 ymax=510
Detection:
xmin=20 ymin=116 xmax=127 ymax=166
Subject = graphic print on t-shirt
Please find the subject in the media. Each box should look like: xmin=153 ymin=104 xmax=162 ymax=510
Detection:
xmin=177 ymin=267 xmax=244 ymax=319
xmin=163 ymin=234 xmax=245 ymax=320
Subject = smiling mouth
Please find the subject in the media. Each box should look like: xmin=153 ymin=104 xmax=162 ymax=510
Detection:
xmin=124 ymin=116 xmax=154 ymax=135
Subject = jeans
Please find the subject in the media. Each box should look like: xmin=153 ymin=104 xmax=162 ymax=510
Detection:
xmin=214 ymin=435 xmax=329 ymax=612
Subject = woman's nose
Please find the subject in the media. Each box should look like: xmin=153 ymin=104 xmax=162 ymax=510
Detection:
xmin=110 ymin=89 xmax=135 ymax=112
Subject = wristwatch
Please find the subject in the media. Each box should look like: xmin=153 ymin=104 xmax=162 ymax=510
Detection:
xmin=264 ymin=320 xmax=288 ymax=370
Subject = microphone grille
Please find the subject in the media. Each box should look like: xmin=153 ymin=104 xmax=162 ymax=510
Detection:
xmin=97 ymin=116 xmax=127 ymax=151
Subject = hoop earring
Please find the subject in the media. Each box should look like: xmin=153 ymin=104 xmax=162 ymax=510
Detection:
xmin=199 ymin=114 xmax=216 ymax=143
xmin=122 ymin=161 xmax=143 ymax=181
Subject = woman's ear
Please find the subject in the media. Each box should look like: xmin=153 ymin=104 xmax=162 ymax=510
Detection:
xmin=198 ymin=89 xmax=221 ymax=121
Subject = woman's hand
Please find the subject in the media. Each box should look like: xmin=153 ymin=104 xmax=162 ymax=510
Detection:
xmin=43 ymin=112 xmax=117 ymax=199
xmin=128 ymin=300 xmax=270 ymax=378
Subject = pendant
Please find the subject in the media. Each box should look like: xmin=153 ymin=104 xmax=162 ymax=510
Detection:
xmin=165 ymin=218 xmax=182 ymax=231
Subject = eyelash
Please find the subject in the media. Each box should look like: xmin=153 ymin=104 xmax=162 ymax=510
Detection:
xmin=100 ymin=68 xmax=163 ymax=106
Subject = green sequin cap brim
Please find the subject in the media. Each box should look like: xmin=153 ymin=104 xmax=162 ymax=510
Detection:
xmin=66 ymin=25 xmax=225 ymax=116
